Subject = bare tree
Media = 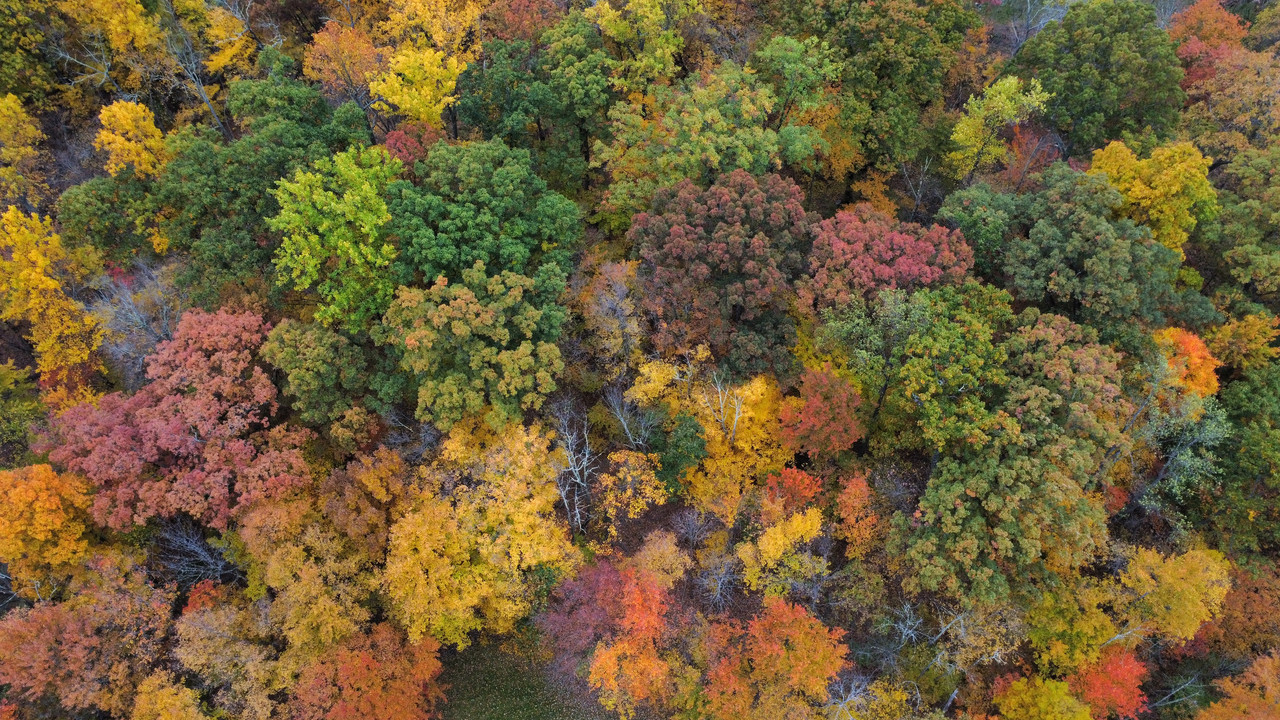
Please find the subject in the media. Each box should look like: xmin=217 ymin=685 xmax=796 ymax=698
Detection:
xmin=671 ymin=508 xmax=713 ymax=548
xmin=550 ymin=397 xmax=596 ymax=534
xmin=92 ymin=261 xmax=189 ymax=391
xmin=697 ymin=555 xmax=742 ymax=611
xmin=152 ymin=517 xmax=245 ymax=588
xmin=382 ymin=407 xmax=441 ymax=463
xmin=604 ymin=384 xmax=658 ymax=449
xmin=698 ymin=371 xmax=744 ymax=442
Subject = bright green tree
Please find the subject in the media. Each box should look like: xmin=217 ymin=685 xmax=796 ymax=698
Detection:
xmin=270 ymin=145 xmax=404 ymax=334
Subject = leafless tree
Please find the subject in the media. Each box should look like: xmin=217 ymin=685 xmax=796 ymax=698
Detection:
xmin=604 ymin=384 xmax=658 ymax=449
xmin=550 ymin=397 xmax=596 ymax=534
xmin=671 ymin=508 xmax=713 ymax=548
xmin=699 ymin=371 xmax=744 ymax=442
xmin=92 ymin=261 xmax=189 ymax=391
xmin=382 ymin=407 xmax=441 ymax=463
xmin=697 ymin=555 xmax=742 ymax=612
xmin=152 ymin=517 xmax=244 ymax=588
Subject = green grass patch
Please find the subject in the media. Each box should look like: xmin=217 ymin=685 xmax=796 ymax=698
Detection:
xmin=439 ymin=641 xmax=609 ymax=720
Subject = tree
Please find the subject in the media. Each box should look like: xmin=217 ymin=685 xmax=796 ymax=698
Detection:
xmin=1154 ymin=327 xmax=1222 ymax=399
xmin=260 ymin=320 xmax=369 ymax=427
xmin=130 ymin=672 xmax=209 ymax=720
xmin=1169 ymin=0 xmax=1249 ymax=88
xmin=704 ymin=598 xmax=848 ymax=720
xmin=800 ymin=204 xmax=973 ymax=312
xmin=383 ymin=262 xmax=565 ymax=431
xmin=1088 ymin=140 xmax=1218 ymax=257
xmin=1004 ymin=164 xmax=1205 ymax=341
xmin=762 ymin=468 xmax=823 ymax=524
xmin=381 ymin=0 xmax=488 ymax=61
xmin=45 ymin=310 xmax=311 ymax=530
xmin=632 ymin=170 xmax=811 ymax=377
xmin=778 ymin=364 xmax=864 ymax=457
xmin=1195 ymin=652 xmax=1280 ymax=720
xmin=736 ymin=507 xmax=824 ymax=596
xmin=587 ymin=566 xmax=678 ymax=719
xmin=594 ymin=65 xmax=821 ymax=230
xmin=1211 ymin=364 xmax=1280 ymax=555
xmin=584 ymin=0 xmax=703 ymax=94
xmin=95 ymin=100 xmax=169 ymax=179
xmin=369 ymin=44 xmax=464 ymax=128
xmin=383 ymin=423 xmax=578 ymax=647
xmin=1206 ymin=313 xmax=1279 ymax=374
xmin=289 ymin=624 xmax=444 ymax=720
xmin=994 ymin=677 xmax=1093 ymax=720
xmin=749 ymin=36 xmax=843 ymax=132
xmin=321 ymin=448 xmax=415 ymax=559
xmin=1183 ymin=47 xmax=1280 ymax=161
xmin=152 ymin=62 xmax=371 ymax=302
xmin=1120 ymin=547 xmax=1231 ymax=642
xmin=384 ymin=139 xmax=579 ymax=286
xmin=1011 ymin=0 xmax=1185 ymax=153
xmin=271 ymin=144 xmax=404 ymax=334
xmin=0 ymin=208 xmax=103 ymax=410
xmin=0 ymin=553 xmax=176 ymax=718
xmin=780 ymin=0 xmax=979 ymax=171
xmin=835 ymin=471 xmax=879 ymax=559
xmin=596 ymin=451 xmax=668 ymax=540
xmin=304 ymin=21 xmax=385 ymax=113
xmin=1066 ymin=646 xmax=1148 ymax=720
xmin=946 ymin=76 xmax=1051 ymax=181
xmin=1214 ymin=144 xmax=1280 ymax=298
xmin=0 ymin=465 xmax=91 ymax=598
xmin=0 ymin=93 xmax=44 ymax=207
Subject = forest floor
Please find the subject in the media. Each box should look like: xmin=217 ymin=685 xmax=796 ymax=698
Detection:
xmin=439 ymin=639 xmax=615 ymax=720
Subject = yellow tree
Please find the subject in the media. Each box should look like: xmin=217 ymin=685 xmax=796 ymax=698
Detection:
xmin=129 ymin=672 xmax=209 ymax=720
xmin=369 ymin=43 xmax=464 ymax=128
xmin=95 ymin=100 xmax=169 ymax=178
xmin=384 ymin=422 xmax=579 ymax=647
xmin=0 ymin=464 xmax=92 ymax=599
xmin=585 ymin=0 xmax=704 ymax=94
xmin=381 ymin=0 xmax=490 ymax=61
xmin=0 ymin=93 xmax=45 ymax=206
xmin=1089 ymin=140 xmax=1219 ymax=257
xmin=736 ymin=507 xmax=824 ymax=596
xmin=596 ymin=451 xmax=668 ymax=540
xmin=1121 ymin=547 xmax=1231 ymax=642
xmin=0 ymin=208 xmax=102 ymax=410
xmin=946 ymin=76 xmax=1050 ymax=182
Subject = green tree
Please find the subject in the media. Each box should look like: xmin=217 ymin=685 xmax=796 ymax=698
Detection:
xmin=384 ymin=139 xmax=578 ymax=287
xmin=1011 ymin=0 xmax=1185 ymax=153
xmin=382 ymin=261 xmax=566 ymax=431
xmin=270 ymin=145 xmax=404 ymax=334
xmin=259 ymin=320 xmax=369 ymax=427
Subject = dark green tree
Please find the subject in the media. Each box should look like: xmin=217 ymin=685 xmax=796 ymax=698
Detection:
xmin=1011 ymin=0 xmax=1184 ymax=153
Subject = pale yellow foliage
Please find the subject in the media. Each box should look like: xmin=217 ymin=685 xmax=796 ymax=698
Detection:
xmin=130 ymin=672 xmax=209 ymax=720
xmin=95 ymin=100 xmax=168 ymax=178
xmin=626 ymin=530 xmax=693 ymax=589
xmin=1121 ymin=547 xmax=1231 ymax=642
xmin=1089 ymin=140 xmax=1218 ymax=257
xmin=380 ymin=0 xmax=489 ymax=60
xmin=384 ymin=422 xmax=579 ymax=647
xmin=597 ymin=451 xmax=668 ymax=540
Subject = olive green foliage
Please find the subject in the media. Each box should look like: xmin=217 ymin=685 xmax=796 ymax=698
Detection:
xmin=1011 ymin=0 xmax=1184 ymax=153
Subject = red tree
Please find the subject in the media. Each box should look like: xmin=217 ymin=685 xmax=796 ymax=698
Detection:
xmin=704 ymin=598 xmax=848 ymax=720
xmin=1067 ymin=646 xmax=1148 ymax=720
xmin=779 ymin=364 xmax=865 ymax=457
xmin=1169 ymin=0 xmax=1249 ymax=87
xmin=800 ymin=204 xmax=972 ymax=311
xmin=764 ymin=468 xmax=823 ymax=516
xmin=631 ymin=170 xmax=813 ymax=376
xmin=0 ymin=554 xmax=175 ymax=717
xmin=43 ymin=310 xmax=311 ymax=530
xmin=290 ymin=624 xmax=445 ymax=720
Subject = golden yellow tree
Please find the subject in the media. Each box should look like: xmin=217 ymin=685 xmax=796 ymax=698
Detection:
xmin=0 ymin=208 xmax=102 ymax=410
xmin=95 ymin=100 xmax=168 ymax=178
xmin=369 ymin=44 xmax=464 ymax=128
xmin=1089 ymin=140 xmax=1219 ymax=257
xmin=384 ymin=422 xmax=578 ymax=647
xmin=380 ymin=0 xmax=489 ymax=61
xmin=0 ymin=464 xmax=92 ymax=598
xmin=0 ymin=93 xmax=46 ymax=206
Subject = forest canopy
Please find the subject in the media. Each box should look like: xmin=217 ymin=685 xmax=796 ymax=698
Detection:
xmin=2 ymin=0 xmax=1280 ymax=718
